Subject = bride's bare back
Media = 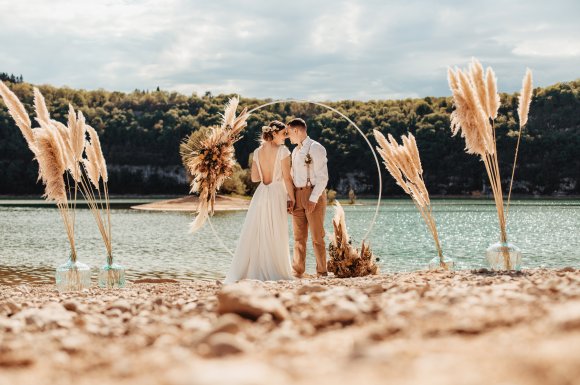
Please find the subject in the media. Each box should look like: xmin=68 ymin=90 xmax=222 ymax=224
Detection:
xmin=250 ymin=141 xmax=294 ymax=204
xmin=257 ymin=144 xmax=280 ymax=185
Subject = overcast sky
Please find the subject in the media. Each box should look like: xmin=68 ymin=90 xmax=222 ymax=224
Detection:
xmin=1 ymin=0 xmax=579 ymax=100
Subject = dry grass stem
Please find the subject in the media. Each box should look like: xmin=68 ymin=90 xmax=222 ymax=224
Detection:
xmin=374 ymin=130 xmax=448 ymax=268
xmin=506 ymin=69 xmax=534 ymax=218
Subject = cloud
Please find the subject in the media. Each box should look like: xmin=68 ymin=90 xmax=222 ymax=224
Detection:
xmin=0 ymin=0 xmax=578 ymax=100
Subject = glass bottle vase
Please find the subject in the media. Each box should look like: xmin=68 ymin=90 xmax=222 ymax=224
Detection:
xmin=428 ymin=255 xmax=455 ymax=271
xmin=99 ymin=262 xmax=126 ymax=288
xmin=55 ymin=258 xmax=91 ymax=292
xmin=485 ymin=242 xmax=522 ymax=271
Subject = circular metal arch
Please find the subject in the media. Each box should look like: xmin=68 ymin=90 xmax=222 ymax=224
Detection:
xmin=208 ymin=98 xmax=383 ymax=257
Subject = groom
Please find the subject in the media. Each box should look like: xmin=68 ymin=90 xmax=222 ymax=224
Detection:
xmin=286 ymin=118 xmax=329 ymax=278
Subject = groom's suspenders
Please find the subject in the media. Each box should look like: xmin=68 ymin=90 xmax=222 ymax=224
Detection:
xmin=293 ymin=141 xmax=314 ymax=189
xmin=305 ymin=141 xmax=313 ymax=188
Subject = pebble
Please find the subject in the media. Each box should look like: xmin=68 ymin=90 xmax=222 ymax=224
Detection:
xmin=202 ymin=332 xmax=249 ymax=357
xmin=107 ymin=299 xmax=132 ymax=313
xmin=0 ymin=269 xmax=578 ymax=385
xmin=217 ymin=282 xmax=288 ymax=321
xmin=550 ymin=301 xmax=580 ymax=330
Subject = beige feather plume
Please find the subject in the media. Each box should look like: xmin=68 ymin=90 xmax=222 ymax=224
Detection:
xmin=486 ymin=67 xmax=500 ymax=119
xmin=374 ymin=130 xmax=428 ymax=205
xmin=34 ymin=128 xmax=67 ymax=204
xmin=68 ymin=105 xmax=86 ymax=161
xmin=38 ymin=120 xmax=70 ymax=175
xmin=332 ymin=201 xmax=349 ymax=245
xmin=469 ymin=58 xmax=490 ymax=118
xmin=448 ymin=67 xmax=459 ymax=91
xmin=86 ymin=124 xmax=108 ymax=182
xmin=83 ymin=141 xmax=101 ymax=189
xmin=50 ymin=119 xmax=79 ymax=180
xmin=0 ymin=81 xmax=35 ymax=151
xmin=507 ymin=69 xmax=534 ymax=218
xmin=517 ymin=69 xmax=533 ymax=128
xmin=222 ymin=96 xmax=239 ymax=128
xmin=33 ymin=87 xmax=50 ymax=124
xmin=189 ymin=204 xmax=209 ymax=233
xmin=374 ymin=129 xmax=442 ymax=263
xmin=448 ymin=67 xmax=494 ymax=156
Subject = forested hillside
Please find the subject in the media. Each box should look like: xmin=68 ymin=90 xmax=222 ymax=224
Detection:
xmin=1 ymin=75 xmax=578 ymax=196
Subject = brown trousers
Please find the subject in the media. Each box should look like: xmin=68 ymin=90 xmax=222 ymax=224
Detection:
xmin=292 ymin=188 xmax=327 ymax=276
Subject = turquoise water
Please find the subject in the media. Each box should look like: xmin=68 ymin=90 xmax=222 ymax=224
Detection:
xmin=0 ymin=199 xmax=579 ymax=284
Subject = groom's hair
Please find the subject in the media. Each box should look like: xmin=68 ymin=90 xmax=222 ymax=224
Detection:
xmin=287 ymin=118 xmax=307 ymax=131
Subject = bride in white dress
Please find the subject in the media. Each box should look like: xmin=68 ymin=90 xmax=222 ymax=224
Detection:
xmin=224 ymin=121 xmax=295 ymax=283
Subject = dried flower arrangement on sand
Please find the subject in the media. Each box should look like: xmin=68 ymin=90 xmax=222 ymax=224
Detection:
xmin=327 ymin=202 xmax=379 ymax=278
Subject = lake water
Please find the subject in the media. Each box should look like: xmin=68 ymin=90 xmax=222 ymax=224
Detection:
xmin=0 ymin=199 xmax=579 ymax=284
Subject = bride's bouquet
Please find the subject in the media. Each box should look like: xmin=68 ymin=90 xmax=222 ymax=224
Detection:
xmin=327 ymin=202 xmax=379 ymax=278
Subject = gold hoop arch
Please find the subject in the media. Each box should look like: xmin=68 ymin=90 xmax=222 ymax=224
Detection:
xmin=208 ymin=98 xmax=383 ymax=257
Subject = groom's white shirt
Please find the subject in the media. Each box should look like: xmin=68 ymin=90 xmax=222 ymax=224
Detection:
xmin=291 ymin=137 xmax=329 ymax=203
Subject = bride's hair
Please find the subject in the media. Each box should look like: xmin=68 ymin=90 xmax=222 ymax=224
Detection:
xmin=262 ymin=120 xmax=286 ymax=142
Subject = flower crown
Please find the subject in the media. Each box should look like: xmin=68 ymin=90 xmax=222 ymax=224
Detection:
xmin=262 ymin=125 xmax=278 ymax=133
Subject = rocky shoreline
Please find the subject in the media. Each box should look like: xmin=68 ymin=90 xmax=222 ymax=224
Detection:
xmin=1 ymin=268 xmax=579 ymax=385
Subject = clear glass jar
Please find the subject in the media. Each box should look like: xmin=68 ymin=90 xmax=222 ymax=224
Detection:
xmin=55 ymin=258 xmax=91 ymax=291
xmin=485 ymin=242 xmax=522 ymax=271
xmin=428 ymin=255 xmax=455 ymax=271
xmin=98 ymin=262 xmax=126 ymax=288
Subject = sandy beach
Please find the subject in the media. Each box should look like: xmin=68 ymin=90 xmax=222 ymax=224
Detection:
xmin=131 ymin=195 xmax=251 ymax=212
xmin=130 ymin=195 xmax=362 ymax=212
xmin=1 ymin=268 xmax=579 ymax=385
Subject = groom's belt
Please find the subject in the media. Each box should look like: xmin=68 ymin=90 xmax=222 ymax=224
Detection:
xmin=295 ymin=186 xmax=314 ymax=191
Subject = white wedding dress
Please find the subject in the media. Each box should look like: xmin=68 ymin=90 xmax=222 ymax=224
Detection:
xmin=224 ymin=145 xmax=294 ymax=284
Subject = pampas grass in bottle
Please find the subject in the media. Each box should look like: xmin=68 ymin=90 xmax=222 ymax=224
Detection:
xmin=0 ymin=82 xmax=91 ymax=290
xmin=1 ymin=82 xmax=124 ymax=288
xmin=374 ymin=130 xmax=453 ymax=270
xmin=448 ymin=59 xmax=532 ymax=270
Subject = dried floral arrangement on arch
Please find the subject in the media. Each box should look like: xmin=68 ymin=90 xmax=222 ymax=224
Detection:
xmin=179 ymin=96 xmax=250 ymax=232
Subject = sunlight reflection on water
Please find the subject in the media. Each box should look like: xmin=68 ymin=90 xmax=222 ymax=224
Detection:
xmin=1 ymin=199 xmax=579 ymax=284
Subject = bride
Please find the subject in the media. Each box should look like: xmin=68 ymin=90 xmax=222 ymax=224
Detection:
xmin=224 ymin=120 xmax=295 ymax=283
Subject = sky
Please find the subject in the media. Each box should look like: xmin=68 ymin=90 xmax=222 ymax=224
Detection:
xmin=1 ymin=0 xmax=579 ymax=101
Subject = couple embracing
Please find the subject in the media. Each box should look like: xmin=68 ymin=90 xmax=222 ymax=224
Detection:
xmin=225 ymin=118 xmax=328 ymax=283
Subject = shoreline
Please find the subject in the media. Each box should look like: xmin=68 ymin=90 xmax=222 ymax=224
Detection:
xmin=1 ymin=194 xmax=578 ymax=213
xmin=1 ymin=268 xmax=579 ymax=384
xmin=130 ymin=195 xmax=251 ymax=212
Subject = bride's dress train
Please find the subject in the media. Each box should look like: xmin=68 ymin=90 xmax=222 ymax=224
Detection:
xmin=224 ymin=145 xmax=293 ymax=283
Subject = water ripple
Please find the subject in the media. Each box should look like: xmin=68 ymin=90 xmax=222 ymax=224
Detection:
xmin=0 ymin=199 xmax=579 ymax=284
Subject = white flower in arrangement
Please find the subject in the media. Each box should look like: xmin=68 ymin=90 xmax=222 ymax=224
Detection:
xmin=261 ymin=125 xmax=278 ymax=133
